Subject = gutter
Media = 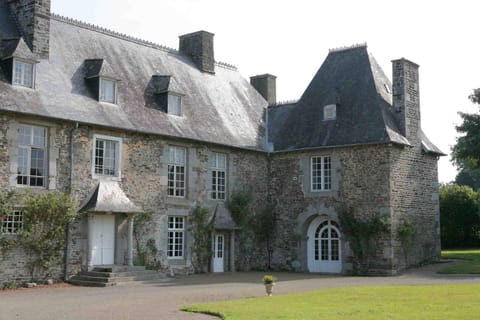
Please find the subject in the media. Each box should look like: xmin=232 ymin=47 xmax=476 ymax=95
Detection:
xmin=64 ymin=122 xmax=78 ymax=281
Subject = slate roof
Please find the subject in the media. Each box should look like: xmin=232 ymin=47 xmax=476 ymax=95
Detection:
xmin=209 ymin=202 xmax=240 ymax=230
xmin=0 ymin=10 xmax=268 ymax=151
xmin=268 ymin=45 xmax=441 ymax=154
xmin=0 ymin=5 xmax=442 ymax=155
xmin=78 ymin=181 xmax=143 ymax=214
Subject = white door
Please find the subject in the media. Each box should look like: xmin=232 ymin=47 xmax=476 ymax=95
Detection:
xmin=212 ymin=233 xmax=224 ymax=273
xmin=91 ymin=215 xmax=115 ymax=265
xmin=307 ymin=217 xmax=342 ymax=273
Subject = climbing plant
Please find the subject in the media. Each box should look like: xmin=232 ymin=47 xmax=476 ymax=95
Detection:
xmin=0 ymin=190 xmax=16 ymax=254
xmin=190 ymin=206 xmax=213 ymax=273
xmin=227 ymin=190 xmax=276 ymax=270
xmin=133 ymin=211 xmax=161 ymax=270
xmin=397 ymin=220 xmax=417 ymax=266
xmin=252 ymin=206 xmax=276 ymax=270
xmin=18 ymin=192 xmax=78 ymax=281
xmin=338 ymin=207 xmax=390 ymax=274
xmin=227 ymin=190 xmax=253 ymax=227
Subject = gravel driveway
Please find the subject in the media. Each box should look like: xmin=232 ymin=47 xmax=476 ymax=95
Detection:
xmin=1 ymin=261 xmax=479 ymax=320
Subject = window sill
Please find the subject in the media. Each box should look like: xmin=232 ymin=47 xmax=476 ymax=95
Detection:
xmin=92 ymin=174 xmax=121 ymax=182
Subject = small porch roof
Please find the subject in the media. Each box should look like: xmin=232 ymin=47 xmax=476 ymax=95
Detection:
xmin=210 ymin=202 xmax=240 ymax=230
xmin=78 ymin=180 xmax=143 ymax=214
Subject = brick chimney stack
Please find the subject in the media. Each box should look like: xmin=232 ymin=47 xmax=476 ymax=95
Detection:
xmin=250 ymin=74 xmax=277 ymax=105
xmin=7 ymin=0 xmax=51 ymax=59
xmin=391 ymin=58 xmax=421 ymax=144
xmin=179 ymin=31 xmax=215 ymax=74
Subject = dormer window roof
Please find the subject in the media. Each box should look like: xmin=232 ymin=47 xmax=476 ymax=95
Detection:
xmin=1 ymin=38 xmax=38 ymax=89
xmin=84 ymin=59 xmax=120 ymax=104
xmin=151 ymin=75 xmax=185 ymax=116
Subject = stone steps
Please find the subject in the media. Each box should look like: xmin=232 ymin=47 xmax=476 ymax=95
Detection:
xmin=69 ymin=265 xmax=169 ymax=287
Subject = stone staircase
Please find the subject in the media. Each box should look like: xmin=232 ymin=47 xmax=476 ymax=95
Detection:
xmin=69 ymin=265 xmax=170 ymax=287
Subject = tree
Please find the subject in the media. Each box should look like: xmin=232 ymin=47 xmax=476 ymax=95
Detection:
xmin=452 ymin=88 xmax=480 ymax=169
xmin=455 ymin=161 xmax=480 ymax=190
xmin=439 ymin=184 xmax=480 ymax=248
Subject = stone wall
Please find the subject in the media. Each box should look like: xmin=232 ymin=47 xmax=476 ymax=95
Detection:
xmin=269 ymin=144 xmax=393 ymax=274
xmin=389 ymin=144 xmax=441 ymax=271
xmin=0 ymin=113 xmax=270 ymax=281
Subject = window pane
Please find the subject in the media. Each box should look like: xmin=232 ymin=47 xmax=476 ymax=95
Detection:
xmin=100 ymin=79 xmax=116 ymax=103
xmin=167 ymin=217 xmax=184 ymax=257
xmin=95 ymin=138 xmax=118 ymax=176
xmin=168 ymin=94 xmax=182 ymax=116
xmin=13 ymin=60 xmax=34 ymax=88
xmin=17 ymin=125 xmax=47 ymax=187
xmin=1 ymin=210 xmax=23 ymax=235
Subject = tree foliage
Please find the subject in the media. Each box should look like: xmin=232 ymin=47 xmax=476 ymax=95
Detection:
xmin=455 ymin=161 xmax=480 ymax=190
xmin=18 ymin=192 xmax=78 ymax=280
xmin=452 ymin=88 xmax=480 ymax=169
xmin=439 ymin=184 xmax=480 ymax=248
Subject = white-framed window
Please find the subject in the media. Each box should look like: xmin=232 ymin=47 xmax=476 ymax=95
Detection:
xmin=311 ymin=156 xmax=332 ymax=191
xmin=323 ymin=104 xmax=336 ymax=121
xmin=209 ymin=152 xmax=226 ymax=200
xmin=167 ymin=146 xmax=186 ymax=197
xmin=12 ymin=58 xmax=35 ymax=88
xmin=1 ymin=210 xmax=23 ymax=235
xmin=92 ymin=134 xmax=122 ymax=178
xmin=167 ymin=93 xmax=183 ymax=116
xmin=99 ymin=78 xmax=117 ymax=104
xmin=17 ymin=124 xmax=47 ymax=187
xmin=167 ymin=216 xmax=184 ymax=258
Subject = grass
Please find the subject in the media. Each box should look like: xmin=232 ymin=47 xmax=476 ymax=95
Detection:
xmin=439 ymin=249 xmax=480 ymax=274
xmin=183 ymin=284 xmax=480 ymax=319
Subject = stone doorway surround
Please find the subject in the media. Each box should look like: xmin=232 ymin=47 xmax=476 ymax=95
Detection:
xmin=78 ymin=180 xmax=143 ymax=270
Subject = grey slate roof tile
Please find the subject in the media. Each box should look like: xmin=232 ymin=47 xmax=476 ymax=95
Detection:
xmin=0 ymin=14 xmax=268 ymax=151
xmin=268 ymin=45 xmax=441 ymax=154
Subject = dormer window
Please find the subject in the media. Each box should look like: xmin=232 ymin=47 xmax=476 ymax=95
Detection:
xmin=150 ymin=75 xmax=185 ymax=116
xmin=323 ymin=104 xmax=336 ymax=121
xmin=168 ymin=93 xmax=183 ymax=116
xmin=13 ymin=59 xmax=35 ymax=88
xmin=84 ymin=59 xmax=120 ymax=104
xmin=1 ymin=38 xmax=38 ymax=89
xmin=99 ymin=78 xmax=116 ymax=104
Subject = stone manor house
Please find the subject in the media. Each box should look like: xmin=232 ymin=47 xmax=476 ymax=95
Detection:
xmin=0 ymin=0 xmax=443 ymax=283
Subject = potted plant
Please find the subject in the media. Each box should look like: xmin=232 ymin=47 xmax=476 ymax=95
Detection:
xmin=263 ymin=275 xmax=277 ymax=296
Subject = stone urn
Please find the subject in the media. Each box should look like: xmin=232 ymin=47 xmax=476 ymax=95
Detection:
xmin=263 ymin=275 xmax=277 ymax=296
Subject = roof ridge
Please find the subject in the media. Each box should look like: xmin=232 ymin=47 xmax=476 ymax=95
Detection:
xmin=329 ymin=43 xmax=367 ymax=53
xmin=51 ymin=13 xmax=237 ymax=71
xmin=269 ymin=99 xmax=299 ymax=107
xmin=51 ymin=13 xmax=178 ymax=54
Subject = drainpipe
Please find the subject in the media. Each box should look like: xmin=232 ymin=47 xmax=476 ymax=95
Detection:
xmin=64 ymin=122 xmax=78 ymax=281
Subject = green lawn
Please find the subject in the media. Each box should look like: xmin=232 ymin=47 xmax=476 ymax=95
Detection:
xmin=183 ymin=284 xmax=480 ymax=319
xmin=439 ymin=249 xmax=480 ymax=274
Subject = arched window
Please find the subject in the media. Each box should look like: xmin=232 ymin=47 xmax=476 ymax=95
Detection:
xmin=314 ymin=220 xmax=340 ymax=261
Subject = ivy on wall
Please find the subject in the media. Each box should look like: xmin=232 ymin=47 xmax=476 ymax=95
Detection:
xmin=227 ymin=190 xmax=276 ymax=270
xmin=190 ymin=207 xmax=213 ymax=273
xmin=338 ymin=206 xmax=389 ymax=275
xmin=133 ymin=211 xmax=162 ymax=271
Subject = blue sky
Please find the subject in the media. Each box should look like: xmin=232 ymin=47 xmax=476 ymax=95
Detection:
xmin=51 ymin=0 xmax=480 ymax=183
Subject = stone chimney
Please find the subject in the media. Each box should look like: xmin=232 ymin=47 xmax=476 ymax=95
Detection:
xmin=7 ymin=0 xmax=51 ymax=59
xmin=391 ymin=58 xmax=421 ymax=143
xmin=179 ymin=31 xmax=215 ymax=74
xmin=250 ymin=74 xmax=277 ymax=105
